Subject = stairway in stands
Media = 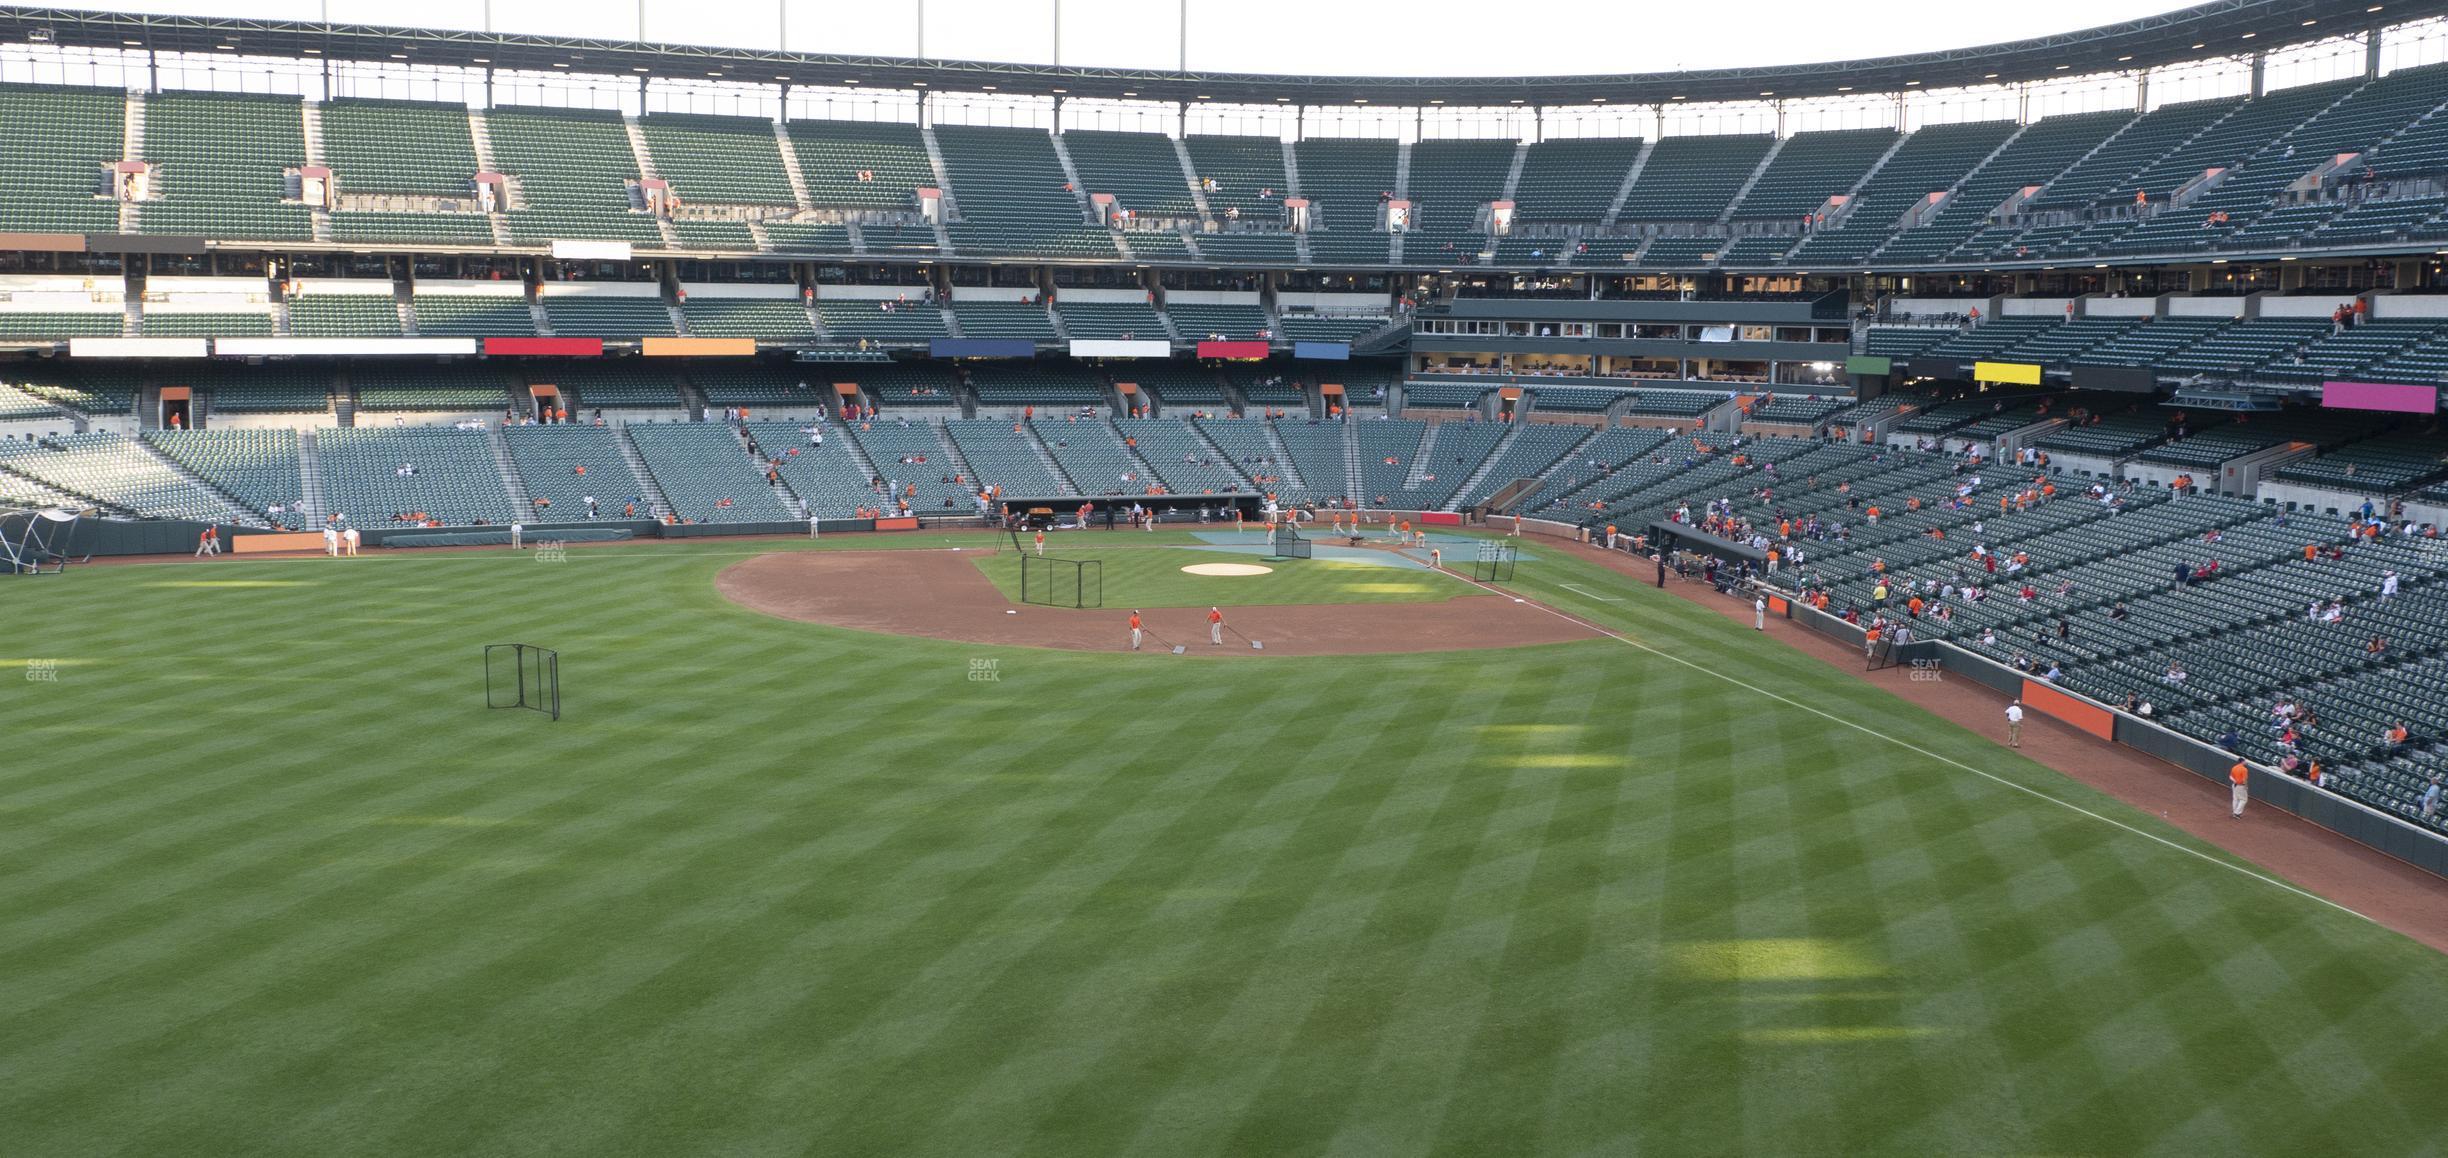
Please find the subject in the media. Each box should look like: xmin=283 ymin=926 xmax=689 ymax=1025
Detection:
xmin=297 ymin=431 xmax=329 ymax=524
xmin=611 ymin=427 xmax=676 ymax=520
xmin=484 ymin=424 xmax=535 ymax=513
xmin=1444 ymin=424 xmax=1524 ymax=510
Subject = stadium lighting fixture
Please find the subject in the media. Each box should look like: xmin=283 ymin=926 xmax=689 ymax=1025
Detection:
xmin=1051 ymin=88 xmax=1066 ymax=93
xmin=2304 ymin=18 xmax=2317 ymax=24
xmin=982 ymin=84 xmax=997 ymax=89
xmin=1760 ymin=91 xmax=1773 ymax=96
xmin=1908 ymin=79 xmax=1923 ymax=85
xmin=1837 ymin=85 xmax=1852 ymax=91
xmin=471 ymin=57 xmax=488 ymax=63
xmin=217 ymin=44 xmax=237 ymax=50
xmin=2242 ymin=31 xmax=2257 ymax=38
xmin=1354 ymin=98 xmax=1367 ymax=103
xmin=122 ymin=39 xmax=141 ymax=46
xmin=552 ymin=62 xmax=569 ymax=68
xmin=1122 ymin=90 xmax=1135 ymax=96
xmin=2118 ymin=55 xmax=2133 ymax=61
xmin=390 ymin=53 xmax=408 ymax=59
xmin=1671 ymin=95 xmax=1686 ymax=100
xmin=1429 ymin=98 xmax=1444 ymax=104
xmin=632 ymin=66 xmax=649 ymax=72
xmin=843 ymin=78 xmax=860 ymax=83
xmin=2055 ymin=64 xmax=2069 ymax=69
xmin=1274 ymin=96 xmax=1289 ymax=101
xmin=911 ymin=81 xmax=926 ymax=86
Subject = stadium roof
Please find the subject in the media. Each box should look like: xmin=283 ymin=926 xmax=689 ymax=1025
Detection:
xmin=1 ymin=1 xmax=2439 ymax=107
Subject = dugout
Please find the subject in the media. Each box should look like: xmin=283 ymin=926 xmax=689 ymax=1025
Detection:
xmin=997 ymin=493 xmax=1268 ymax=528
xmin=1645 ymin=521 xmax=1768 ymax=568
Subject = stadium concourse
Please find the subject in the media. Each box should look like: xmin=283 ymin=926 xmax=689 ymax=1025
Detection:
xmin=12 ymin=0 xmax=2448 ymax=1151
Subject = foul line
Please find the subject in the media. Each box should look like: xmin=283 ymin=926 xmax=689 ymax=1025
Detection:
xmin=1558 ymin=582 xmax=1625 ymax=603
xmin=1437 ymin=565 xmax=2375 ymax=926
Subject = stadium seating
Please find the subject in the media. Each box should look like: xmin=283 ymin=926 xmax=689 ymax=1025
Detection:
xmin=0 ymin=83 xmax=123 ymax=235
xmin=1292 ymin=137 xmax=1398 ymax=233
xmin=669 ymin=219 xmax=757 ymax=250
xmin=1455 ymin=421 xmax=1590 ymax=506
xmin=1785 ymin=119 xmax=2015 ymax=266
xmin=1406 ymin=139 xmax=1515 ymax=235
xmin=503 ymin=424 xmax=637 ymax=519
xmin=140 ymin=92 xmax=313 ymax=241
xmin=788 ymin=119 xmax=933 ymax=211
xmin=1880 ymin=110 xmax=2132 ymax=263
xmin=624 ymin=423 xmax=798 ymax=521
xmin=321 ymin=98 xmax=478 ymax=198
xmin=1183 ymin=135 xmax=1290 ymax=220
xmin=329 ymin=210 xmax=496 ymax=245
xmin=488 ymin=105 xmax=662 ymax=245
xmin=1617 ymin=134 xmax=1774 ymax=224
xmin=1063 ymin=129 xmax=1196 ymax=217
xmin=143 ymin=312 xmax=274 ymax=338
xmin=143 ymin=428 xmax=303 ymax=524
xmin=843 ymin=421 xmax=975 ymax=512
xmin=534 ymin=363 xmax=683 ymax=410
xmin=639 ymin=112 xmax=796 ymax=207
xmin=949 ymin=300 xmax=1058 ymax=342
xmin=352 ymin=365 xmax=512 ymax=414
xmin=289 ymin=293 xmax=402 ymax=337
xmin=692 ymin=366 xmax=831 ymax=412
xmin=1193 ymin=231 xmax=1300 ymax=265
xmin=761 ymin=221 xmax=855 ymax=252
xmin=6 ymin=367 xmax=138 ymax=414
xmin=815 ymin=299 xmax=947 ymax=343
xmin=851 ymin=362 xmax=963 ymax=410
xmin=540 ymin=294 xmax=676 ymax=338
xmin=1731 ymin=128 xmax=1897 ymax=221
xmin=1513 ymin=137 xmax=1643 ymax=223
xmin=1166 ymin=302 xmax=1270 ymax=341
xmin=0 ymin=432 xmax=234 ymax=522
xmin=943 ymin=418 xmax=1070 ymax=495
xmin=1271 ymin=420 xmax=1353 ymax=503
xmin=1278 ymin=312 xmax=1389 ymax=343
xmin=968 ymin=364 xmax=1111 ymax=411
xmin=933 ymin=124 xmax=1116 ymax=259
xmin=411 ymin=293 xmax=535 ymax=337
xmin=315 ymin=427 xmax=515 ymax=525
xmin=743 ymin=420 xmax=882 ymax=515
xmin=182 ymin=363 xmax=332 ymax=415
xmin=682 ymin=297 xmax=814 ymax=340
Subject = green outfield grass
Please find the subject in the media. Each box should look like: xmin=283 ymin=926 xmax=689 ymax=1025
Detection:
xmin=4 ymin=535 xmax=2445 ymax=1155
xmin=974 ymin=544 xmax=1461 ymax=607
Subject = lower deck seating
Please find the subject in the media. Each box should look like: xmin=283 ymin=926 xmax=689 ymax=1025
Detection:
xmin=0 ymin=432 xmax=237 ymax=522
xmin=315 ymin=427 xmax=516 ymax=526
xmin=623 ymin=423 xmax=799 ymax=523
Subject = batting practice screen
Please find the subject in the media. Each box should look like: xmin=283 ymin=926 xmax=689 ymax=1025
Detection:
xmin=1472 ymin=541 xmax=1518 ymax=582
xmin=1269 ymin=525 xmax=1313 ymax=559
xmin=485 ymin=643 xmax=561 ymax=721
xmin=1021 ymin=555 xmax=1104 ymax=608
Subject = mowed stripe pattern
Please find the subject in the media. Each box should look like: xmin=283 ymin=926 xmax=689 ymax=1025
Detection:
xmin=0 ymin=541 xmax=2444 ymax=1155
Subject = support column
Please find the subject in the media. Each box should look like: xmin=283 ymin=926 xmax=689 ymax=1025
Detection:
xmin=2135 ymin=70 xmax=2148 ymax=113
xmin=2368 ymin=30 xmax=2384 ymax=79
xmin=2250 ymin=52 xmax=2267 ymax=98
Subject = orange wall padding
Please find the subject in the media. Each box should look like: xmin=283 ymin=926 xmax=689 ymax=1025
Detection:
xmin=2022 ymin=679 xmax=2115 ymax=739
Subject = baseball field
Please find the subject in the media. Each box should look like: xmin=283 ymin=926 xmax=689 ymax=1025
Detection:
xmin=5 ymin=528 xmax=2445 ymax=1155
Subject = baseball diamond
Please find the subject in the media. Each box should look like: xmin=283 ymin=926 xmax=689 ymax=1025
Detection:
xmin=8 ymin=1 xmax=2448 ymax=1153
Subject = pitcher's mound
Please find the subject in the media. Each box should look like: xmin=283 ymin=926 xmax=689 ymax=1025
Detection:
xmin=1180 ymin=562 xmax=1274 ymax=576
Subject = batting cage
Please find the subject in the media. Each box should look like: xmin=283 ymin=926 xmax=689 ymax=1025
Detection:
xmin=0 ymin=506 xmax=90 ymax=575
xmin=486 ymin=643 xmax=561 ymax=721
xmin=1267 ymin=523 xmax=1313 ymax=560
xmin=1471 ymin=540 xmax=1518 ymax=582
xmin=1021 ymin=555 xmax=1104 ymax=608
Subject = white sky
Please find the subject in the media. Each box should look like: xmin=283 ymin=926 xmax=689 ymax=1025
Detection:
xmin=46 ymin=0 xmax=2207 ymax=76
